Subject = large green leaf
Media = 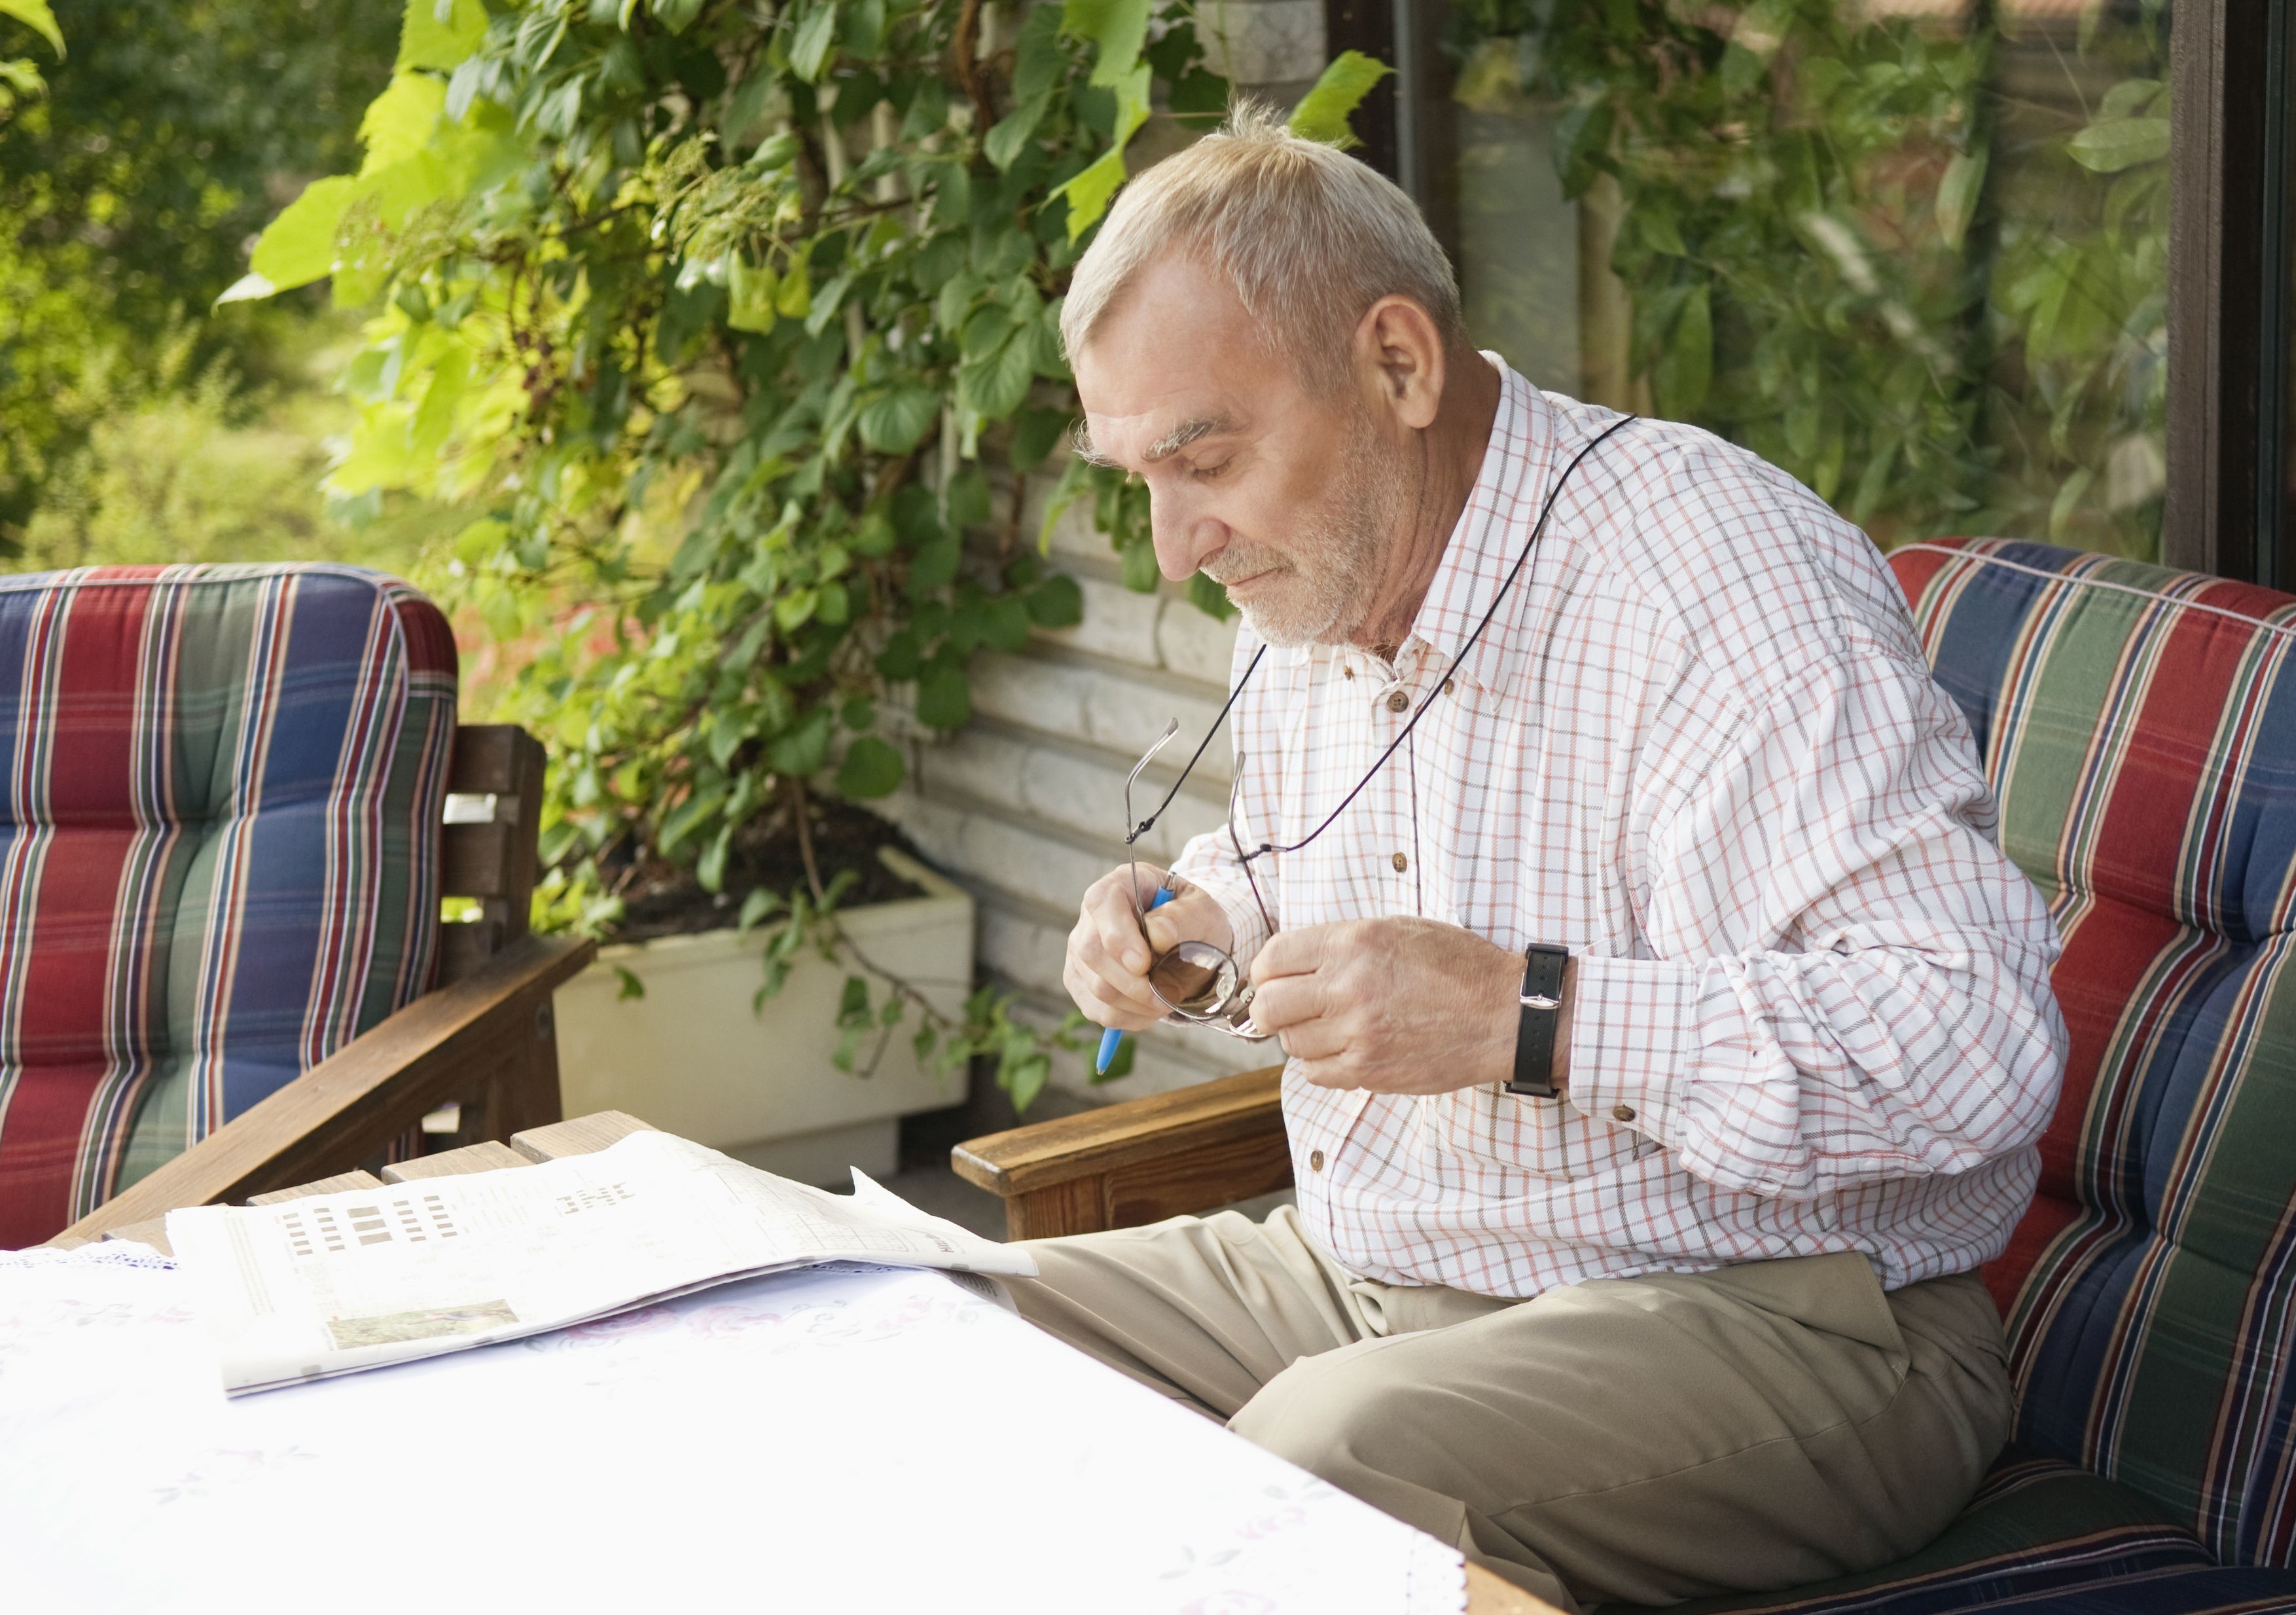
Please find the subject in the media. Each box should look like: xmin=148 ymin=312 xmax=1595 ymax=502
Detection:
xmin=857 ymin=386 xmax=940 ymax=453
xmin=224 ymin=174 xmax=363 ymax=300
xmin=2067 ymin=117 xmax=2168 ymax=174
xmin=914 ymin=657 xmax=972 ymax=729
xmin=1062 ymin=0 xmax=1149 ymax=88
xmin=834 ymin=735 xmax=906 ymax=799
xmin=1052 ymin=147 xmax=1128 ymax=240
xmin=728 ymin=257 xmax=778 ymax=333
xmin=959 ymin=332 xmax=1037 ymax=418
xmin=1934 ymin=149 xmax=1987 ymax=252
xmin=361 ymin=71 xmax=446 ymax=172
xmin=791 ymin=1 xmax=840 ymax=84
xmin=767 ymin=708 xmax=833 ymax=776
xmin=398 ymin=0 xmax=486 ymax=71
xmin=0 ymin=0 xmax=61 ymax=56
xmin=1011 ymin=3 xmax=1066 ymax=103
xmin=1653 ymin=284 xmax=1713 ymax=416
xmin=1288 ymin=50 xmax=1391 ymax=149
xmin=985 ymin=92 xmax=1050 ymax=171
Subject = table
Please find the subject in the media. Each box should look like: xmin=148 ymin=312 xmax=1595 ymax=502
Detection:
xmin=63 ymin=1110 xmax=1551 ymax=1615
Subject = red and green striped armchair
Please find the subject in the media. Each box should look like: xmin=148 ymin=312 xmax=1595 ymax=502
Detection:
xmin=0 ymin=564 xmax=592 ymax=1250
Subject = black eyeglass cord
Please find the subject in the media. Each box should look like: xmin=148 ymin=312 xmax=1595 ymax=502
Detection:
xmin=1126 ymin=640 xmax=1268 ymax=845
xmin=1127 ymin=411 xmax=1641 ymax=858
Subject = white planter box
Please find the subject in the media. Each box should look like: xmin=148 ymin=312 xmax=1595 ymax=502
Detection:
xmin=553 ymin=848 xmax=974 ymax=1186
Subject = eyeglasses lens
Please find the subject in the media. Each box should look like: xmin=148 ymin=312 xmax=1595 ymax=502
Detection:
xmin=1147 ymin=940 xmax=1241 ymax=1017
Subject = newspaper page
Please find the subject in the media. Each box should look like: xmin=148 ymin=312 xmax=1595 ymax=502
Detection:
xmin=164 ymin=1130 xmax=1038 ymax=1395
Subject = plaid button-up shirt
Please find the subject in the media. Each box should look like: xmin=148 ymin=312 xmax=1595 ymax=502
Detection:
xmin=1172 ymin=361 xmax=2067 ymax=1297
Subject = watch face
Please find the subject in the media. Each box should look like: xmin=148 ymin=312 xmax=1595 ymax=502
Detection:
xmin=1520 ymin=993 xmax=1560 ymax=1011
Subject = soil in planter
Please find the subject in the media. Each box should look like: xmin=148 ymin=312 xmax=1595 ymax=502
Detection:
xmin=603 ymin=796 xmax=929 ymax=945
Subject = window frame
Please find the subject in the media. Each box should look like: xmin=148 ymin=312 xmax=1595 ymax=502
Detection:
xmin=1334 ymin=0 xmax=2291 ymax=584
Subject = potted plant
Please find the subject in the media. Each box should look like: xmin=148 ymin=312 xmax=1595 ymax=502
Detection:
xmin=224 ymin=0 xmax=1378 ymax=1152
xmin=551 ymin=802 xmax=977 ymax=1182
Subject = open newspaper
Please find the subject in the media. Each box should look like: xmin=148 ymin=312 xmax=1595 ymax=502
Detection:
xmin=165 ymin=1129 xmax=1038 ymax=1395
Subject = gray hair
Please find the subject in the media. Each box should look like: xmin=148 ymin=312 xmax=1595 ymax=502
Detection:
xmin=1058 ymin=101 xmax=1467 ymax=392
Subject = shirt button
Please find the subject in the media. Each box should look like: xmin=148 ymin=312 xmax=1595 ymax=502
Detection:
xmin=1310 ymin=1148 xmax=1325 ymax=1172
xmin=1391 ymin=852 xmax=1408 ymax=872
xmin=1386 ymin=689 xmax=1408 ymax=713
xmin=1442 ymin=679 xmax=1456 ymax=696
xmin=1342 ymin=665 xmax=1355 ymax=680
xmin=1612 ymin=1104 xmax=1637 ymax=1123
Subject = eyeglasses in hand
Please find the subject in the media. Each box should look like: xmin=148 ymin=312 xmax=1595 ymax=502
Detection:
xmin=1124 ymin=719 xmax=1274 ymax=1041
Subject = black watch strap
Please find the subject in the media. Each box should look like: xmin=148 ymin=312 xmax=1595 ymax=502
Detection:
xmin=1507 ymin=943 xmax=1570 ymax=1098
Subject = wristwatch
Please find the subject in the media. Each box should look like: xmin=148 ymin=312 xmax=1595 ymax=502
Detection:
xmin=1506 ymin=943 xmax=1570 ymax=1098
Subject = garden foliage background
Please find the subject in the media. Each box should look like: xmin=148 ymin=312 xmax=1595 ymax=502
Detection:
xmin=0 ymin=0 xmax=2170 ymax=1106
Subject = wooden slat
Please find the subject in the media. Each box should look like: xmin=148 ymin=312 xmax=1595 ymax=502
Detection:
xmin=448 ymin=725 xmax=528 ymax=795
xmin=246 ymin=1170 xmax=385 ymax=1206
xmin=441 ymin=820 xmax=515 ymax=898
xmin=380 ymin=1140 xmax=531 ymax=1183
xmin=52 ymin=934 xmax=594 ymax=1244
xmin=434 ymin=918 xmax=505 ymax=987
xmin=1465 ymin=1564 xmax=1564 ymax=1614
xmin=954 ymin=1066 xmax=1285 ymax=1195
xmin=511 ymin=1110 xmax=657 ymax=1162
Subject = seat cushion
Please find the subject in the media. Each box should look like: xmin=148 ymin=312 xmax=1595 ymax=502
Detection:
xmin=1631 ymin=1453 xmax=2287 ymax=1615
xmin=0 ymin=564 xmax=457 ymax=1246
xmin=1890 ymin=541 xmax=2296 ymax=1566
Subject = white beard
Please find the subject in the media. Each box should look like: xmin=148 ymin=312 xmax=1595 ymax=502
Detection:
xmin=1212 ymin=412 xmax=1401 ymax=648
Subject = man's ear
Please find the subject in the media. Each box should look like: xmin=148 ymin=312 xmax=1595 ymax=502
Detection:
xmin=1357 ymin=295 xmax=1448 ymax=431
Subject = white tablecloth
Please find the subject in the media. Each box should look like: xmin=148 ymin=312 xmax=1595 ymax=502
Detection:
xmin=0 ymin=1242 xmax=1464 ymax=1615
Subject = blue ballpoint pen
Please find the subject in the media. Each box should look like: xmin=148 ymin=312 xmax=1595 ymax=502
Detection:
xmin=1095 ymin=885 xmax=1174 ymax=1074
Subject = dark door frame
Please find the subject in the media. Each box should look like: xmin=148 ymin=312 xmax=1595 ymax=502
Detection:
xmin=2166 ymin=0 xmax=2290 ymax=585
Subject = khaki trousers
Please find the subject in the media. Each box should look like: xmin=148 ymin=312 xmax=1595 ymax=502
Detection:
xmin=1006 ymin=1207 xmax=2013 ymax=1612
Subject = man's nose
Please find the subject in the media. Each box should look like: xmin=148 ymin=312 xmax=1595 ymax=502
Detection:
xmin=1148 ymin=486 xmax=1224 ymax=582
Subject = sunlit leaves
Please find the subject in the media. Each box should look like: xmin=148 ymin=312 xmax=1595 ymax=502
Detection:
xmin=398 ymin=0 xmax=486 ymax=71
xmin=1287 ymin=50 xmax=1391 ymax=149
xmin=1048 ymin=0 xmax=1154 ymax=237
xmin=209 ymin=0 xmax=1254 ymax=1106
xmin=0 ymin=0 xmax=61 ymax=56
xmin=225 ymin=175 xmax=359 ymax=297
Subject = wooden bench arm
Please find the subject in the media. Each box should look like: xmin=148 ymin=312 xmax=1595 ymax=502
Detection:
xmin=56 ymin=934 xmax=596 ymax=1245
xmin=953 ymin=1065 xmax=1291 ymax=1240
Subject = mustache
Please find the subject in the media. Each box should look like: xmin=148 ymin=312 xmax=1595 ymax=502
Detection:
xmin=1202 ymin=546 xmax=1293 ymax=586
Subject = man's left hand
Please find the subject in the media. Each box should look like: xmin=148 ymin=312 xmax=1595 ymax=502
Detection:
xmin=1248 ymin=917 xmax=1548 ymax=1094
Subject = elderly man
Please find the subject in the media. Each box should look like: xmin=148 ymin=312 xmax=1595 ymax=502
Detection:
xmin=1023 ymin=107 xmax=2066 ymax=1611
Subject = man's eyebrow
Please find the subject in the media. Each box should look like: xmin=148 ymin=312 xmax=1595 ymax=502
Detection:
xmin=1069 ymin=415 xmax=1234 ymax=470
xmin=1145 ymin=416 xmax=1232 ymax=463
xmin=1070 ymin=420 xmax=1117 ymax=468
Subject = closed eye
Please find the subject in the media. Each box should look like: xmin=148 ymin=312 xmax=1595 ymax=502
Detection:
xmin=1190 ymin=460 xmax=1231 ymax=482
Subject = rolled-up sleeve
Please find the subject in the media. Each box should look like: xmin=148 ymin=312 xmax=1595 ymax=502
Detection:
xmin=1564 ymin=638 xmax=2068 ymax=1202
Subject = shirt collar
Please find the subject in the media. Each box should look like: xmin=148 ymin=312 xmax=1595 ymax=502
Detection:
xmin=1397 ymin=357 xmax=1558 ymax=694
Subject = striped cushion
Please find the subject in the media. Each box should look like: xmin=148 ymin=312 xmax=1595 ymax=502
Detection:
xmin=0 ymin=564 xmax=456 ymax=1246
xmin=1648 ymin=1453 xmax=2229 ymax=1615
xmin=1889 ymin=540 xmax=2296 ymax=1567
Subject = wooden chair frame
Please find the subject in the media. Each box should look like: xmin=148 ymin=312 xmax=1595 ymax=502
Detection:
xmin=52 ymin=724 xmax=596 ymax=1248
xmin=954 ymin=1065 xmax=1291 ymax=1241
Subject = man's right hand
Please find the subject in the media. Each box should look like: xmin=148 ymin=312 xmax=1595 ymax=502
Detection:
xmin=1064 ymin=863 xmax=1238 ymax=1031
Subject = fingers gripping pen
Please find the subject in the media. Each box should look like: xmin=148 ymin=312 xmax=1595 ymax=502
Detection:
xmin=1094 ymin=886 xmax=1173 ymax=1076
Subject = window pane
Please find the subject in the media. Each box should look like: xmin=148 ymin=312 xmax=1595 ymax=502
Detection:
xmin=1443 ymin=0 xmax=2170 ymax=559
